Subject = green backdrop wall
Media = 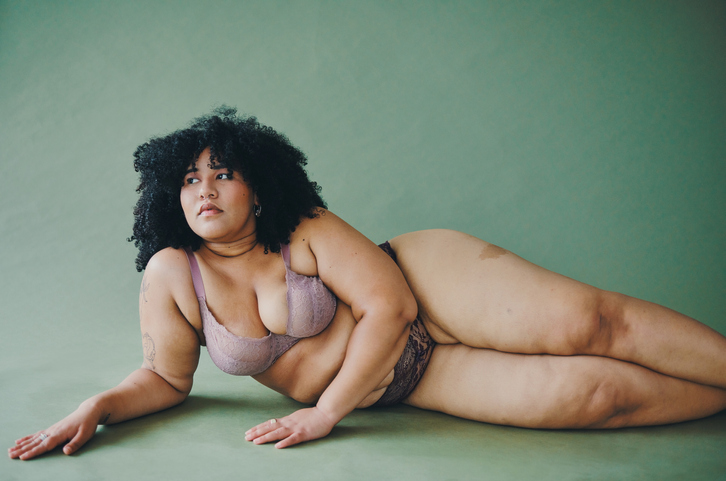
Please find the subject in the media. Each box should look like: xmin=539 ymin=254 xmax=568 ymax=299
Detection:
xmin=2 ymin=1 xmax=724 ymax=334
xmin=2 ymin=2 xmax=724 ymax=480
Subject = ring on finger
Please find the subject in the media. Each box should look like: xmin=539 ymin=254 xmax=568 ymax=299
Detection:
xmin=269 ymin=419 xmax=277 ymax=426
xmin=39 ymin=433 xmax=49 ymax=441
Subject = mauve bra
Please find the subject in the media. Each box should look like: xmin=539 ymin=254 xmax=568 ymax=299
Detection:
xmin=183 ymin=244 xmax=337 ymax=376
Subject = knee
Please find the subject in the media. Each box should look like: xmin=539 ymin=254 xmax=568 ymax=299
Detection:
xmin=568 ymin=290 xmax=626 ymax=356
xmin=524 ymin=364 xmax=624 ymax=429
xmin=582 ymin=375 xmax=627 ymax=428
xmin=559 ymin=367 xmax=629 ymax=429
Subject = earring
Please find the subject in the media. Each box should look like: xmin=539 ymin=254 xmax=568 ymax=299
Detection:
xmin=254 ymin=204 xmax=262 ymax=217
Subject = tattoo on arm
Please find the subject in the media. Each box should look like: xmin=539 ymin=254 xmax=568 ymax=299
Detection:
xmin=142 ymin=332 xmax=156 ymax=370
xmin=140 ymin=275 xmax=150 ymax=303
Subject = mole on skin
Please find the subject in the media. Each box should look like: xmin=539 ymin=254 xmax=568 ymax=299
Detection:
xmin=478 ymin=243 xmax=508 ymax=261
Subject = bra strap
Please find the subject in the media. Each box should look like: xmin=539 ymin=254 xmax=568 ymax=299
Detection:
xmin=280 ymin=243 xmax=291 ymax=268
xmin=183 ymin=247 xmax=207 ymax=300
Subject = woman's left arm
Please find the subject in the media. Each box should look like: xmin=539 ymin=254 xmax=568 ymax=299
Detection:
xmin=245 ymin=209 xmax=418 ymax=448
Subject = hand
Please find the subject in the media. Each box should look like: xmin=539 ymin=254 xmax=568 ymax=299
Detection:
xmin=244 ymin=406 xmax=337 ymax=449
xmin=8 ymin=402 xmax=102 ymax=460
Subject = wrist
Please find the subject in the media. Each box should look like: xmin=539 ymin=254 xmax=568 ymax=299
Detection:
xmin=314 ymin=399 xmax=347 ymax=426
xmin=79 ymin=395 xmax=109 ymax=425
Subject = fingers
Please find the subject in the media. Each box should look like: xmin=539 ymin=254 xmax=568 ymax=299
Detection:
xmin=63 ymin=427 xmax=90 ymax=455
xmin=13 ymin=434 xmax=37 ymax=445
xmin=245 ymin=418 xmax=279 ymax=439
xmin=8 ymin=425 xmax=91 ymax=460
xmin=244 ymin=407 xmax=337 ymax=449
xmin=245 ymin=418 xmax=285 ymax=445
xmin=9 ymin=407 xmax=101 ymax=461
xmin=8 ymin=432 xmax=42 ymax=459
xmin=8 ymin=431 xmax=60 ymax=460
xmin=245 ymin=418 xmax=301 ymax=449
xmin=274 ymin=432 xmax=302 ymax=449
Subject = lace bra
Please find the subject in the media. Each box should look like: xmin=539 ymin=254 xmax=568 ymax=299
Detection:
xmin=183 ymin=244 xmax=337 ymax=376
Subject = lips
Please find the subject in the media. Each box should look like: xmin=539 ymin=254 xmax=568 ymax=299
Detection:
xmin=199 ymin=203 xmax=223 ymax=216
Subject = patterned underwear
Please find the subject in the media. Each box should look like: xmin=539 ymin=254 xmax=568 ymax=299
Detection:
xmin=373 ymin=242 xmax=436 ymax=406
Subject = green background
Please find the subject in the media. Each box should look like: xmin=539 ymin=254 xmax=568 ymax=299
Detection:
xmin=1 ymin=1 xmax=724 ymax=480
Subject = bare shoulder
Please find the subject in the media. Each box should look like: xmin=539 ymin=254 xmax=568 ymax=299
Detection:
xmin=287 ymin=208 xmax=359 ymax=275
xmin=143 ymin=247 xmax=194 ymax=294
xmin=294 ymin=208 xmax=369 ymax=245
xmin=294 ymin=208 xmax=349 ymax=235
xmin=145 ymin=247 xmax=192 ymax=278
xmin=141 ymin=247 xmax=201 ymax=329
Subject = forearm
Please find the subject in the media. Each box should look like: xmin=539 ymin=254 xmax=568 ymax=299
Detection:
xmin=316 ymin=311 xmax=412 ymax=423
xmin=80 ymin=368 xmax=189 ymax=425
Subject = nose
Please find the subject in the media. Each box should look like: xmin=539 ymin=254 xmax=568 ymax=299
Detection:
xmin=199 ymin=182 xmax=217 ymax=199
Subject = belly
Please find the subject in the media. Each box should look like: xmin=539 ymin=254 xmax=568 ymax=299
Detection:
xmin=252 ymin=302 xmax=393 ymax=406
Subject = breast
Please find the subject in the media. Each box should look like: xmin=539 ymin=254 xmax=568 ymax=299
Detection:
xmin=284 ymin=269 xmax=337 ymax=338
xmin=200 ymin=299 xmax=299 ymax=376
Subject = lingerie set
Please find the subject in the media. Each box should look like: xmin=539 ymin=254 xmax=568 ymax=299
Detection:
xmin=183 ymin=241 xmax=435 ymax=406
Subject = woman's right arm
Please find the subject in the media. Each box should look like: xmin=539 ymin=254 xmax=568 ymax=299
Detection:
xmin=9 ymin=249 xmax=201 ymax=460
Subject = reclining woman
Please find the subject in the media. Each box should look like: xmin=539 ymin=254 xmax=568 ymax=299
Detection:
xmin=10 ymin=108 xmax=726 ymax=460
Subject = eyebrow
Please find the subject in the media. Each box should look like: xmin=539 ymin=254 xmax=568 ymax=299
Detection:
xmin=184 ymin=163 xmax=230 ymax=174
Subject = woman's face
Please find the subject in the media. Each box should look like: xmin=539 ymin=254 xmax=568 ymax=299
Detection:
xmin=180 ymin=147 xmax=258 ymax=243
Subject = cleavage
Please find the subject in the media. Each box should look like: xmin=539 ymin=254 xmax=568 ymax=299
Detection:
xmin=204 ymin=255 xmax=289 ymax=338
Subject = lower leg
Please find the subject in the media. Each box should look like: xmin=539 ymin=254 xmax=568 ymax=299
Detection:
xmin=591 ymin=353 xmax=726 ymax=428
xmin=597 ymin=292 xmax=726 ymax=390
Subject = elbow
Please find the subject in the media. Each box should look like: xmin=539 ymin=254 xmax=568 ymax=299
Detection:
xmin=171 ymin=378 xmax=194 ymax=401
xmin=141 ymin=367 xmax=193 ymax=402
xmin=174 ymin=392 xmax=190 ymax=407
xmin=354 ymin=284 xmax=418 ymax=332
xmin=166 ymin=383 xmax=191 ymax=408
xmin=372 ymin=289 xmax=418 ymax=331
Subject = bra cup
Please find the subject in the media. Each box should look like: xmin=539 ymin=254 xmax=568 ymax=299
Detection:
xmin=200 ymin=300 xmax=279 ymax=376
xmin=282 ymin=242 xmax=337 ymax=338
xmin=185 ymin=245 xmax=336 ymax=377
xmin=285 ymin=269 xmax=337 ymax=338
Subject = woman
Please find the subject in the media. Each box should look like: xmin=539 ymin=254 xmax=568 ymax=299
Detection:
xmin=9 ymin=108 xmax=726 ymax=460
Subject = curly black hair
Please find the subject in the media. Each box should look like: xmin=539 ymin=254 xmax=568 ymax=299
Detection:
xmin=129 ymin=107 xmax=326 ymax=272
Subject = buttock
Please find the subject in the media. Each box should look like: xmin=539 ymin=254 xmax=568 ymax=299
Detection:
xmin=371 ymin=242 xmax=436 ymax=406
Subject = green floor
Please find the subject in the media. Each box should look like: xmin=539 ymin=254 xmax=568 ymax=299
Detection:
xmin=2 ymin=1 xmax=725 ymax=480
xmin=6 ymin=358 xmax=726 ymax=480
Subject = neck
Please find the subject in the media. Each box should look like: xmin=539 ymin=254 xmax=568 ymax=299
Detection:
xmin=200 ymin=234 xmax=259 ymax=258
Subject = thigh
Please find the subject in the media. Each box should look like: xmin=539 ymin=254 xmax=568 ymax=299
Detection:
xmin=404 ymin=343 xmax=606 ymax=428
xmin=404 ymin=344 xmax=726 ymax=429
xmin=390 ymin=229 xmax=602 ymax=354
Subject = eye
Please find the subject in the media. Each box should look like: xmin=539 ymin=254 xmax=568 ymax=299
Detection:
xmin=185 ymin=177 xmax=199 ymax=185
xmin=217 ymin=172 xmax=233 ymax=180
